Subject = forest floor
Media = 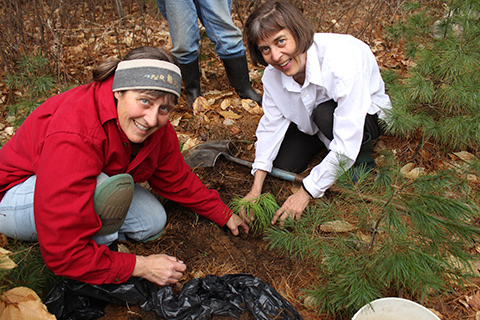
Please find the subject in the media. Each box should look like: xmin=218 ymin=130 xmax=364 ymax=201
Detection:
xmin=1 ymin=1 xmax=480 ymax=319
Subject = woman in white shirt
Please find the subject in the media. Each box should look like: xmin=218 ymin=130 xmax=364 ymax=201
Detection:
xmin=242 ymin=0 xmax=391 ymax=225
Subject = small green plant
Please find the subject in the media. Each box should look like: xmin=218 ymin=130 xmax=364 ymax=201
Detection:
xmin=0 ymin=241 xmax=59 ymax=299
xmin=264 ymin=150 xmax=480 ymax=316
xmin=5 ymin=53 xmax=56 ymax=126
xmin=384 ymin=0 xmax=480 ymax=150
xmin=230 ymin=193 xmax=280 ymax=236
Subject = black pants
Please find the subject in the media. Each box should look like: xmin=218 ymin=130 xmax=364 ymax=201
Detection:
xmin=273 ymin=100 xmax=383 ymax=173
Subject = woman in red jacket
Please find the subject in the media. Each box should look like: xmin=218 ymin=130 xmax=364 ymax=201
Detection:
xmin=0 ymin=46 xmax=248 ymax=286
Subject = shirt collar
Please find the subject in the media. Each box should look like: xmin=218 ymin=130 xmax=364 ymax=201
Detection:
xmin=304 ymin=42 xmax=323 ymax=87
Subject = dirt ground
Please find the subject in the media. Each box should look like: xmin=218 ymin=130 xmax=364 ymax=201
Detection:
xmin=95 ymin=137 xmax=480 ymax=320
xmin=2 ymin=0 xmax=480 ymax=319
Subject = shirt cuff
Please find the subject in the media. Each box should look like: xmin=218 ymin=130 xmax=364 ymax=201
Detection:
xmin=301 ymin=181 xmax=314 ymax=199
xmin=302 ymin=176 xmax=326 ymax=199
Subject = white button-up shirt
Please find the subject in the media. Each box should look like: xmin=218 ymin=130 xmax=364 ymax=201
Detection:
xmin=252 ymin=33 xmax=392 ymax=198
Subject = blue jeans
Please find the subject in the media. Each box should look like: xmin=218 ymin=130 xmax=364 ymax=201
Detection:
xmin=156 ymin=0 xmax=245 ymax=64
xmin=0 ymin=174 xmax=167 ymax=246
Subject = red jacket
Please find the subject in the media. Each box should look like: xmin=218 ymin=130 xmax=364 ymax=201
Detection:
xmin=0 ymin=77 xmax=232 ymax=284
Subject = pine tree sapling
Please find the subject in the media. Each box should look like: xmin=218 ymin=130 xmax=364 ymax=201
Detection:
xmin=230 ymin=193 xmax=280 ymax=236
xmin=0 ymin=242 xmax=58 ymax=299
xmin=264 ymin=149 xmax=480 ymax=316
xmin=5 ymin=53 xmax=56 ymax=126
xmin=384 ymin=0 xmax=480 ymax=150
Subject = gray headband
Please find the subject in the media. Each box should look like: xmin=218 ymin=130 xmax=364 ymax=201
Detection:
xmin=112 ymin=59 xmax=182 ymax=97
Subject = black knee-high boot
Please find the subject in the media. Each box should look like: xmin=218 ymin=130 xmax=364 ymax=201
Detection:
xmin=222 ymin=55 xmax=262 ymax=105
xmin=179 ymin=58 xmax=201 ymax=108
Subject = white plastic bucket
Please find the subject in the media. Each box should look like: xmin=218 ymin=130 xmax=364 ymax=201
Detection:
xmin=352 ymin=297 xmax=440 ymax=320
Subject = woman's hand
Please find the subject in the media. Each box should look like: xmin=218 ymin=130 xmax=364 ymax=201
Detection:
xmin=133 ymin=254 xmax=186 ymax=286
xmin=239 ymin=170 xmax=268 ymax=222
xmin=226 ymin=214 xmax=249 ymax=236
xmin=271 ymin=187 xmax=312 ymax=226
xmin=238 ymin=191 xmax=260 ymax=223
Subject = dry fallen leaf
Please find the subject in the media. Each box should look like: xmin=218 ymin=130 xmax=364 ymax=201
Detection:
xmin=467 ymin=174 xmax=480 ymax=183
xmin=182 ymin=137 xmax=201 ymax=152
xmin=176 ymin=133 xmax=191 ymax=145
xmin=203 ymin=89 xmax=224 ymax=96
xmin=400 ymin=163 xmax=425 ymax=179
xmin=0 ymin=234 xmax=8 ymax=247
xmin=4 ymin=127 xmax=14 ymax=136
xmin=220 ymin=98 xmax=233 ymax=110
xmin=223 ymin=119 xmax=235 ymax=126
xmin=400 ymin=163 xmax=416 ymax=176
xmin=0 ymin=247 xmax=16 ymax=270
xmin=404 ymin=167 xmax=426 ymax=179
xmin=0 ymin=287 xmax=56 ymax=320
xmin=453 ymin=151 xmax=476 ymax=162
xmin=170 ymin=115 xmax=182 ymax=127
xmin=467 ymin=291 xmax=480 ymax=311
xmin=241 ymin=99 xmax=262 ymax=114
xmin=468 ymin=258 xmax=480 ymax=276
xmin=320 ymin=220 xmax=355 ymax=233
xmin=218 ymin=110 xmax=242 ymax=120
xmin=192 ymin=96 xmax=210 ymax=115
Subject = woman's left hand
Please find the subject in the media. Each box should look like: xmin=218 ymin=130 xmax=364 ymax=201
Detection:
xmin=226 ymin=214 xmax=250 ymax=236
xmin=271 ymin=187 xmax=312 ymax=226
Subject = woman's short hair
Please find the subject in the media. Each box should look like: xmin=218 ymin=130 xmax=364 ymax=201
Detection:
xmin=244 ymin=0 xmax=314 ymax=67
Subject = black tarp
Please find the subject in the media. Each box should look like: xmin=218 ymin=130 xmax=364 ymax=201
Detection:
xmin=44 ymin=274 xmax=303 ymax=320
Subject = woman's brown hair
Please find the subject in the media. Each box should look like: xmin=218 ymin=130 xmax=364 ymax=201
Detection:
xmin=244 ymin=0 xmax=314 ymax=67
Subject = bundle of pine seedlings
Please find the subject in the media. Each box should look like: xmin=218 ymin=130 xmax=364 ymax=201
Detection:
xmin=230 ymin=193 xmax=280 ymax=236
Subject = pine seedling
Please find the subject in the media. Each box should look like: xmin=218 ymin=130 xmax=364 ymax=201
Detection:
xmin=384 ymin=0 xmax=480 ymax=150
xmin=0 ymin=241 xmax=59 ymax=299
xmin=265 ymin=203 xmax=334 ymax=261
xmin=230 ymin=193 xmax=280 ymax=236
xmin=5 ymin=53 xmax=56 ymax=126
xmin=263 ymin=149 xmax=480 ymax=316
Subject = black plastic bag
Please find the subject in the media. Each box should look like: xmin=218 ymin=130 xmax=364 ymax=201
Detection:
xmin=44 ymin=274 xmax=303 ymax=320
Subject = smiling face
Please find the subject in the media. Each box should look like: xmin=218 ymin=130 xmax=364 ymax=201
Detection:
xmin=256 ymin=28 xmax=307 ymax=84
xmin=115 ymin=90 xmax=175 ymax=144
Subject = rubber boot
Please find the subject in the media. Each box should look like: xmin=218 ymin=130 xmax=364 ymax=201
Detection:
xmin=179 ymin=58 xmax=201 ymax=108
xmin=351 ymin=133 xmax=375 ymax=182
xmin=94 ymin=174 xmax=134 ymax=236
xmin=222 ymin=55 xmax=262 ymax=106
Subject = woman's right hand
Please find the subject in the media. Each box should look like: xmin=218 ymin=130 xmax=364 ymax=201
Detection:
xmin=133 ymin=254 xmax=186 ymax=286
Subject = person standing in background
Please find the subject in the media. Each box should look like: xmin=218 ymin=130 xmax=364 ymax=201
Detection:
xmin=156 ymin=0 xmax=262 ymax=107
